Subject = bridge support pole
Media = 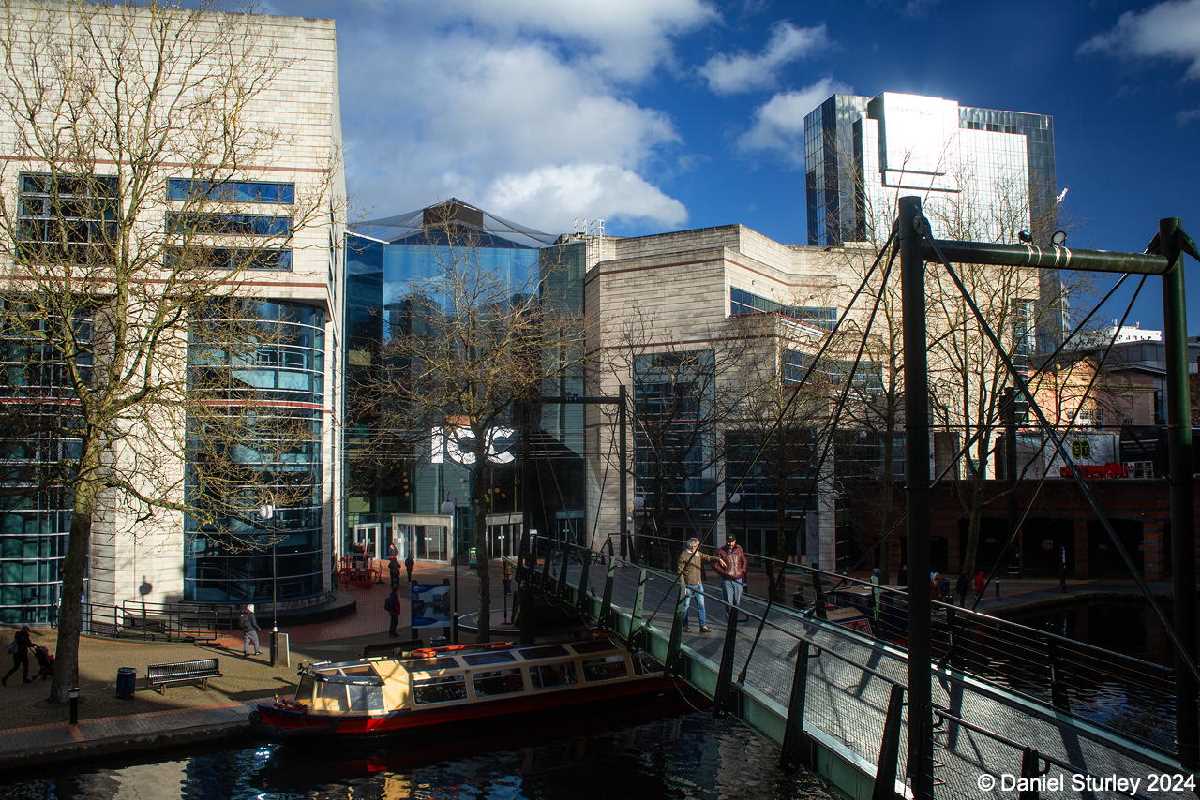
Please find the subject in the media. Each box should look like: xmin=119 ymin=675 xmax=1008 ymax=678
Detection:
xmin=599 ymin=559 xmax=616 ymax=628
xmin=1162 ymin=216 xmax=1198 ymax=770
xmin=1018 ymin=748 xmax=1043 ymax=800
xmin=667 ymin=584 xmax=686 ymax=673
xmin=714 ymin=604 xmax=740 ymax=716
xmin=630 ymin=569 xmax=647 ymax=632
xmin=781 ymin=640 xmax=813 ymax=768
xmin=576 ymin=548 xmax=592 ymax=614
xmin=899 ymin=195 xmax=935 ymax=799
xmin=557 ymin=545 xmax=570 ymax=598
xmin=619 ymin=384 xmax=629 ymax=561
xmin=873 ymin=684 xmax=905 ymax=800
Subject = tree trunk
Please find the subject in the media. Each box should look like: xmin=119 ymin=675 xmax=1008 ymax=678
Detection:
xmin=472 ymin=448 xmax=491 ymax=643
xmin=50 ymin=448 xmax=99 ymax=704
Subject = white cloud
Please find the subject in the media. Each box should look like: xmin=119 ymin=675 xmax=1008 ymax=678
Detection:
xmin=331 ymin=12 xmax=694 ymax=230
xmin=1178 ymin=108 xmax=1200 ymax=125
xmin=700 ymin=22 xmax=830 ymax=94
xmin=1080 ymin=0 xmax=1200 ymax=79
xmin=428 ymin=0 xmax=718 ymax=82
xmin=737 ymin=78 xmax=849 ymax=165
xmin=485 ymin=163 xmax=688 ymax=231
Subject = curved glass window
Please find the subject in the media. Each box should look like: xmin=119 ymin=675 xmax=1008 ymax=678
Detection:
xmin=184 ymin=300 xmax=325 ymax=604
xmin=0 ymin=299 xmax=88 ymax=624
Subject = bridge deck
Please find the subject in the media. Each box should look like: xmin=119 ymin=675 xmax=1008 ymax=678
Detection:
xmin=543 ymin=549 xmax=1189 ymax=800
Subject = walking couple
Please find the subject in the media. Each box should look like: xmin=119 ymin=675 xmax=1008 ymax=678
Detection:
xmin=676 ymin=534 xmax=748 ymax=634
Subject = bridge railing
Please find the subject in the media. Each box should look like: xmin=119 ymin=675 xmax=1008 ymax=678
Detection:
xmin=524 ymin=534 xmax=1187 ymax=800
xmin=624 ymin=531 xmax=1176 ymax=753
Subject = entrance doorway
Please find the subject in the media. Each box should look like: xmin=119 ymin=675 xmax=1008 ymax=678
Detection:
xmin=353 ymin=524 xmax=382 ymax=559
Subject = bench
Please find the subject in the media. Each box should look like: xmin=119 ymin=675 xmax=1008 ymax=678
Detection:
xmin=146 ymin=658 xmax=221 ymax=693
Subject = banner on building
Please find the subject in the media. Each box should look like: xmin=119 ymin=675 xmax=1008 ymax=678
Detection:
xmin=411 ymin=582 xmax=451 ymax=630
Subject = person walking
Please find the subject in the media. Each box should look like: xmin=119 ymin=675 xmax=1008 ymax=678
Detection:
xmin=3 ymin=625 xmax=33 ymax=685
xmin=387 ymin=539 xmax=399 ymax=560
xmin=713 ymin=533 xmax=747 ymax=621
xmin=384 ymin=587 xmax=401 ymax=637
xmin=404 ymin=552 xmax=415 ymax=584
xmin=677 ymin=537 xmax=723 ymax=634
xmin=955 ymin=573 xmax=970 ymax=606
xmin=239 ymin=604 xmax=262 ymax=658
xmin=388 ymin=556 xmax=401 ymax=591
xmin=972 ymin=569 xmax=986 ymax=601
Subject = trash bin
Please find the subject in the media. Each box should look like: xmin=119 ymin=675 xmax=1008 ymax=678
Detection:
xmin=115 ymin=667 xmax=136 ymax=699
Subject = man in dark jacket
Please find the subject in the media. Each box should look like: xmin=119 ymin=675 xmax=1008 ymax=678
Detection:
xmin=713 ymin=533 xmax=748 ymax=618
xmin=384 ymin=587 xmax=401 ymax=637
xmin=3 ymin=625 xmax=33 ymax=685
xmin=239 ymin=605 xmax=262 ymax=658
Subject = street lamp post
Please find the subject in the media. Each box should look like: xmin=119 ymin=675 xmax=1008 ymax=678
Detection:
xmin=728 ymin=493 xmax=741 ymax=547
xmin=258 ymin=504 xmax=278 ymax=663
xmin=441 ymin=499 xmax=456 ymax=642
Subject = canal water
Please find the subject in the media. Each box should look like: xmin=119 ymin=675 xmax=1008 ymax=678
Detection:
xmin=1003 ymin=598 xmax=1176 ymax=749
xmin=9 ymin=711 xmax=835 ymax=800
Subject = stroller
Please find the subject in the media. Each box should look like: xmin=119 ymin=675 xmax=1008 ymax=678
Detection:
xmin=34 ymin=645 xmax=54 ymax=680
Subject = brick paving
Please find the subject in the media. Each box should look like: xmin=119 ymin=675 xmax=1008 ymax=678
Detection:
xmin=0 ymin=559 xmax=513 ymax=768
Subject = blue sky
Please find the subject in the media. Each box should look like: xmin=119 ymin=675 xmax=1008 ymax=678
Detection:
xmin=265 ymin=0 xmax=1200 ymax=329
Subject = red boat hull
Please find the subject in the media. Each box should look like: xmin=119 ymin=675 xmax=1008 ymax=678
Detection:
xmin=255 ymin=675 xmax=680 ymax=738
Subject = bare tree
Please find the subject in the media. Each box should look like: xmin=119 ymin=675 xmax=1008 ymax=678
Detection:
xmin=360 ymin=203 xmax=582 ymax=643
xmin=0 ymin=1 xmax=338 ymax=702
xmin=598 ymin=309 xmax=746 ymax=561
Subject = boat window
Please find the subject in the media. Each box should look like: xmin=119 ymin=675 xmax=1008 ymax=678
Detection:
xmin=347 ymin=683 xmax=385 ymax=712
xmin=412 ymin=675 xmax=468 ymax=705
xmin=571 ymin=640 xmax=617 ymax=654
xmin=582 ymin=655 xmax=628 ymax=682
xmin=473 ymin=668 xmax=525 ymax=697
xmin=404 ymin=657 xmax=460 ymax=672
xmin=519 ymin=644 xmax=568 ymax=661
xmin=339 ymin=665 xmax=375 ymax=676
xmin=463 ymin=651 xmax=516 ymax=666
xmin=531 ymin=661 xmax=577 ymax=689
xmin=294 ymin=675 xmax=314 ymax=706
xmin=315 ymin=681 xmax=350 ymax=712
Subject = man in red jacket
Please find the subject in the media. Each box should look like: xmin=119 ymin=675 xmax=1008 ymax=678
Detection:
xmin=714 ymin=533 xmax=748 ymax=620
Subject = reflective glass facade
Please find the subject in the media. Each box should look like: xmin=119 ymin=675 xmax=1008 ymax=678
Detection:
xmin=185 ymin=300 xmax=325 ymax=603
xmin=0 ymin=301 xmax=89 ymax=623
xmin=344 ymin=202 xmax=585 ymax=552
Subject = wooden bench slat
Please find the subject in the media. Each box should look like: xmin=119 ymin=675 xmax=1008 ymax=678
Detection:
xmin=145 ymin=658 xmax=220 ymax=693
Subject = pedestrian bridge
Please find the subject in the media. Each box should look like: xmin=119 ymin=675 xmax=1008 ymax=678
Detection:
xmin=521 ymin=535 xmax=1192 ymax=800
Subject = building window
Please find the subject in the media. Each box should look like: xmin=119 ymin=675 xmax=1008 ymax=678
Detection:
xmin=1012 ymin=298 xmax=1035 ymax=365
xmin=166 ymin=247 xmax=292 ymax=272
xmin=783 ymin=349 xmax=883 ymax=392
xmin=730 ymin=288 xmax=837 ymax=330
xmin=166 ymin=212 xmax=291 ymax=237
xmin=168 ymin=178 xmax=294 ymax=204
xmin=17 ymin=172 xmax=117 ymax=262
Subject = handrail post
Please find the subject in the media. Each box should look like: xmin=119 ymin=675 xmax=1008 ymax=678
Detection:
xmin=630 ymin=569 xmax=647 ymax=638
xmin=576 ymin=548 xmax=592 ymax=615
xmin=781 ymin=640 xmax=813 ymax=768
xmin=599 ymin=558 xmax=616 ymax=628
xmin=1161 ymin=216 xmax=1198 ymax=769
xmin=872 ymin=684 xmax=905 ymax=800
xmin=714 ymin=604 xmax=740 ymax=716
xmin=900 ymin=195 xmax=934 ymax=799
xmin=810 ymin=569 xmax=827 ymax=620
xmin=666 ymin=583 xmax=686 ymax=673
xmin=557 ymin=544 xmax=570 ymax=598
xmin=1018 ymin=748 xmax=1042 ymax=800
xmin=1046 ymin=638 xmax=1070 ymax=712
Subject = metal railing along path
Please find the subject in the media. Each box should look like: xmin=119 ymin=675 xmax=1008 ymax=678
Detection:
xmin=522 ymin=534 xmax=1191 ymax=800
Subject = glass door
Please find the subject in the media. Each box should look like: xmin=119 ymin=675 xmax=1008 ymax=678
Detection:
xmin=353 ymin=524 xmax=382 ymax=559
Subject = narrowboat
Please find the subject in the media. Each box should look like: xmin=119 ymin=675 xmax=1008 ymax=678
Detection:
xmin=252 ymin=636 xmax=675 ymax=738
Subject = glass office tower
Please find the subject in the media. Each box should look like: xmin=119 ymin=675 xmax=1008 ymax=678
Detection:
xmin=343 ymin=200 xmax=585 ymax=560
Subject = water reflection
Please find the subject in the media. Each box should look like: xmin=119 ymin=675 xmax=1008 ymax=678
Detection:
xmin=13 ymin=711 xmax=834 ymax=800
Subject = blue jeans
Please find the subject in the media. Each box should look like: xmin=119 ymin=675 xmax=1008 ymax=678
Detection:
xmin=681 ymin=583 xmax=707 ymax=627
xmin=722 ymin=578 xmax=744 ymax=609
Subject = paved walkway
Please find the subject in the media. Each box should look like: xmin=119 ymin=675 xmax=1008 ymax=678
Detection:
xmin=556 ymin=555 xmax=1191 ymax=800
